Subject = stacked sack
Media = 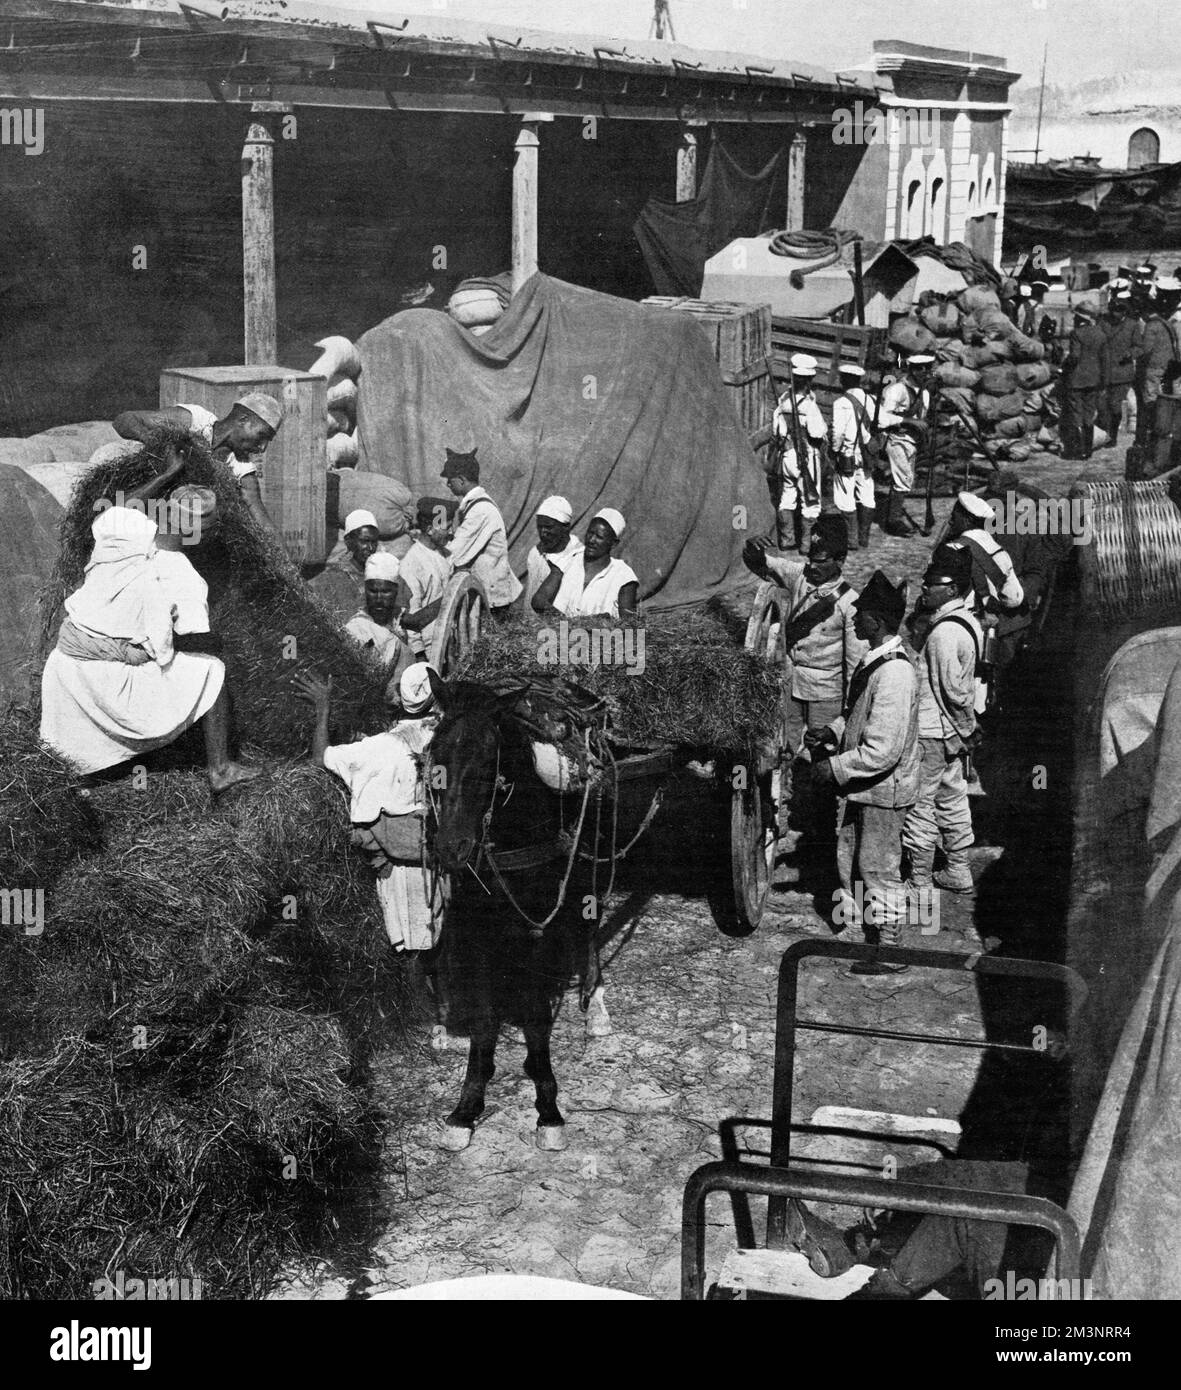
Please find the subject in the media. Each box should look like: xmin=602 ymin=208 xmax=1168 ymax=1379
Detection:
xmin=309 ymin=335 xmax=362 ymax=469
xmin=890 ymin=284 xmax=1059 ymax=462
xmin=447 ymin=273 xmax=512 ymax=336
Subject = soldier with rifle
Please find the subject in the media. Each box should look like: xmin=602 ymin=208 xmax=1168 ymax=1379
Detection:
xmin=830 ymin=363 xmax=878 ymax=550
xmin=876 ymin=353 xmax=935 ymax=536
xmin=774 ymin=353 xmax=827 ymax=552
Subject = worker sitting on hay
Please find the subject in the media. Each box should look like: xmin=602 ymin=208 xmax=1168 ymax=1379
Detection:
xmin=520 ymin=495 xmax=584 ymax=610
xmin=442 ymin=447 xmax=523 ymax=616
xmin=293 ymin=661 xmax=442 ymax=953
xmin=306 ymin=507 xmax=386 ymax=624
xmin=532 ymin=508 xmax=638 ymax=620
xmin=112 ymin=392 xmax=283 ymax=539
xmin=40 ymin=497 xmax=259 ymax=796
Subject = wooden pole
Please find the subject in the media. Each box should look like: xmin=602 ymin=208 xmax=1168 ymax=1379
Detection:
xmin=676 ymin=128 xmax=699 ymax=202
xmin=512 ymin=113 xmax=553 ymax=296
xmin=786 ymin=132 xmax=807 ymax=232
xmin=242 ymin=115 xmax=276 ymax=364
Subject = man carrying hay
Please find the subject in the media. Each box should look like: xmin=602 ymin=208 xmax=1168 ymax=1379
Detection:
xmin=112 ymin=393 xmax=283 ymax=538
xmin=40 ymin=504 xmax=259 ymax=794
xmin=294 ymin=662 xmax=441 ymax=952
xmin=442 ymin=447 xmax=523 ymax=614
xmin=811 ymin=571 xmax=918 ymax=974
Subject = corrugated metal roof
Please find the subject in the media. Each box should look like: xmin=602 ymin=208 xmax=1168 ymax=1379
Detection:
xmin=67 ymin=0 xmax=884 ymax=93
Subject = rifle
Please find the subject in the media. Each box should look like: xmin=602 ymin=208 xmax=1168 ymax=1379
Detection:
xmin=921 ymin=384 xmax=940 ymax=536
xmin=784 ymin=367 xmax=821 ymax=511
xmin=762 ymin=355 xmax=789 ymax=548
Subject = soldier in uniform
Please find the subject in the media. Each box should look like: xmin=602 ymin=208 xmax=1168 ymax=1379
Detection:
xmin=1060 ymin=303 xmax=1108 ymax=460
xmin=876 ymin=353 xmax=933 ymax=537
xmin=829 ymin=363 xmax=877 ymax=551
xmin=1134 ymin=278 xmax=1181 ymax=452
xmin=1100 ymin=293 xmax=1141 ymax=447
xmin=774 ymin=353 xmax=828 ymax=553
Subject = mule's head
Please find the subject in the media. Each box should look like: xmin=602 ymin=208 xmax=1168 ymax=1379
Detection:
xmin=426 ymin=672 xmax=524 ymax=873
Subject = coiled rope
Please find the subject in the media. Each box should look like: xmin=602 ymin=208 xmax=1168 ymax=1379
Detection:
xmin=768 ymin=228 xmax=864 ymax=290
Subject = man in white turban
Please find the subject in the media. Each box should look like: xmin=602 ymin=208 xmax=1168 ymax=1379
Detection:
xmin=532 ymin=507 xmax=638 ymax=619
xmin=521 ymin=495 xmax=583 ymax=609
xmin=40 ymin=505 xmax=258 ymax=794
xmin=344 ymin=550 xmax=416 ymax=687
xmin=293 ymin=661 xmax=442 ymax=951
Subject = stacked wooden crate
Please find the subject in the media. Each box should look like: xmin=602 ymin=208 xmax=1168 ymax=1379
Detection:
xmin=641 ymin=297 xmax=773 ymax=437
xmin=769 ymin=317 xmax=888 ymax=414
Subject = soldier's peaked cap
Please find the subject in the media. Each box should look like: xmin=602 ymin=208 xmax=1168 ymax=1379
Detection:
xmin=854 ymin=570 xmax=907 ymax=627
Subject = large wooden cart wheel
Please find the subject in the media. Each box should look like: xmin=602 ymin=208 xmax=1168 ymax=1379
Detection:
xmin=428 ymin=573 xmax=490 ymax=679
xmin=730 ymin=581 xmax=790 ymax=933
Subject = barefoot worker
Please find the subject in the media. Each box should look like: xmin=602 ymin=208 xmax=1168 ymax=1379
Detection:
xmin=40 ymin=505 xmax=258 ymax=794
xmin=112 ymin=393 xmax=283 ymax=538
xmin=532 ymin=508 xmax=638 ymax=619
xmin=294 ymin=662 xmax=442 ymax=952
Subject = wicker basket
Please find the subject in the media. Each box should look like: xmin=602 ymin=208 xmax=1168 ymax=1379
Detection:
xmin=1078 ymin=478 xmax=1181 ymax=619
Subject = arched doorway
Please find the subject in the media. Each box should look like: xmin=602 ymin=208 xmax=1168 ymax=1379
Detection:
xmin=1128 ymin=127 xmax=1161 ymax=168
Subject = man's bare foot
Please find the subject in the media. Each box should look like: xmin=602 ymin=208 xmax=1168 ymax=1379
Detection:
xmin=208 ymin=762 xmax=262 ymax=795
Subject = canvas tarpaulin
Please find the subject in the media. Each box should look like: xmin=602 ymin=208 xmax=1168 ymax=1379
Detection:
xmin=0 ymin=464 xmax=64 ymax=709
xmin=355 ymin=273 xmax=768 ymax=610
xmin=1005 ymin=160 xmax=1181 ymax=251
xmin=634 ymin=141 xmax=786 ymax=298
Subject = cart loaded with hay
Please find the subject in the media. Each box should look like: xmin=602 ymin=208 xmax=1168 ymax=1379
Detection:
xmin=419 ymin=574 xmax=791 ymax=1151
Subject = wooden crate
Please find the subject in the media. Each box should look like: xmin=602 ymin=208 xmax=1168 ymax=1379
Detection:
xmin=770 ymin=317 xmax=887 ymax=412
xmin=160 ymin=365 xmax=327 ymax=566
xmin=642 ymin=296 xmax=774 ymax=434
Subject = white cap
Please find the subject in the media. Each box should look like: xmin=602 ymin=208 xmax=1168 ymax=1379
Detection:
xmin=956 ymin=490 xmax=994 ymax=522
xmin=399 ymin=661 xmax=435 ymax=714
xmin=908 ymin=353 xmax=935 ymax=366
xmin=364 ymin=552 xmax=400 ymax=582
xmin=790 ymin=352 xmax=818 ymax=375
xmin=344 ymin=508 xmax=378 ymax=534
xmin=1019 ymin=284 xmax=1032 ymax=297
xmin=235 ymin=392 xmax=283 ymax=431
xmin=837 ymin=363 xmax=865 ymax=378
xmin=593 ymin=507 xmax=626 ymax=540
xmin=1156 ymin=276 xmax=1181 ymax=292
xmin=536 ymin=495 xmax=573 ymax=524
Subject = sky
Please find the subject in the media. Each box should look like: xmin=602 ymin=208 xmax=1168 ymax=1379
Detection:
xmin=312 ymin=0 xmax=1176 ymax=92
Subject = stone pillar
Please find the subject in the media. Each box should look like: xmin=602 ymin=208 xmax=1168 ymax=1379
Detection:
xmin=512 ymin=112 xmax=554 ymax=295
xmin=786 ymin=132 xmax=807 ymax=231
xmin=676 ymin=126 xmax=700 ymax=202
xmin=242 ymin=111 xmax=278 ymax=365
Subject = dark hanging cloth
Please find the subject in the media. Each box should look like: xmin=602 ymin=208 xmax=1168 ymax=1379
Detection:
xmin=633 ymin=139 xmax=787 ymax=297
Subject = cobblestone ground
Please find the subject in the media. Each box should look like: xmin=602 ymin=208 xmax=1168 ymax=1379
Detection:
xmin=274 ymin=442 xmax=1116 ymax=1300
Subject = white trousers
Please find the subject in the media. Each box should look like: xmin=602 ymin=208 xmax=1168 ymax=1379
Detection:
xmin=832 ymin=465 xmax=875 ymax=512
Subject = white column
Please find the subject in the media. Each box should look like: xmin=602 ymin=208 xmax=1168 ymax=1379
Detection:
xmin=948 ymin=111 xmax=972 ymax=245
xmin=512 ymin=112 xmax=554 ymax=295
xmin=884 ymin=112 xmax=901 ymax=241
xmin=786 ymin=132 xmax=807 ymax=231
xmin=995 ymin=112 xmax=1010 ymax=267
xmin=676 ymin=127 xmax=699 ymax=202
xmin=242 ymin=115 xmax=276 ymax=364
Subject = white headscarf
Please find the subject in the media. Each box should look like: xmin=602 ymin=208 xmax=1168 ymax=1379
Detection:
xmin=63 ymin=506 xmax=178 ymax=663
xmin=364 ymin=552 xmax=401 ymax=582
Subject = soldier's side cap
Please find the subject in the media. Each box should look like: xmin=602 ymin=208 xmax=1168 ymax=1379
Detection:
xmin=854 ymin=569 xmax=907 ymax=626
xmin=955 ymin=490 xmax=995 ymax=522
xmin=924 ymin=540 xmax=973 ymax=586
xmin=790 ymin=352 xmax=818 ymax=375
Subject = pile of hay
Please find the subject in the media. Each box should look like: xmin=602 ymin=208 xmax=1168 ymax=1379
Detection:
xmin=2 ymin=440 xmax=423 ymax=1298
xmin=457 ymin=603 xmax=781 ymax=750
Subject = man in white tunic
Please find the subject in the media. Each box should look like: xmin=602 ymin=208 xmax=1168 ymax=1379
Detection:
xmin=112 ymin=392 xmax=283 ymax=537
xmin=294 ymin=662 xmax=442 ymax=952
xmin=40 ymin=505 xmax=257 ymax=793
xmin=344 ymin=551 xmax=415 ymax=687
xmin=442 ymin=447 xmax=523 ymax=613
xmin=397 ymin=497 xmax=456 ymax=659
xmin=533 ymin=508 xmax=638 ymax=619
xmin=774 ymin=353 xmax=828 ymax=554
xmin=829 ymin=363 xmax=877 ymax=551
xmin=521 ymin=495 xmax=583 ymax=608
xmin=876 ymin=354 xmax=933 ymax=536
